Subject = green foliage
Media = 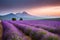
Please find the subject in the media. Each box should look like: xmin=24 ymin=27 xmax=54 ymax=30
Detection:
xmin=30 ymin=31 xmax=37 ymax=40
xmin=47 ymin=36 xmax=59 ymax=40
xmin=49 ymin=29 xmax=55 ymax=32
xmin=25 ymin=28 xmax=32 ymax=35
xmin=30 ymin=31 xmax=47 ymax=40
xmin=12 ymin=18 xmax=16 ymax=21
xmin=40 ymin=32 xmax=47 ymax=35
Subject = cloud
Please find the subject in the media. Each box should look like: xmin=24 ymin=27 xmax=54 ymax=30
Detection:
xmin=0 ymin=0 xmax=60 ymax=14
xmin=0 ymin=0 xmax=60 ymax=8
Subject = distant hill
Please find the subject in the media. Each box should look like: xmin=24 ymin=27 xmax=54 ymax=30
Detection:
xmin=0 ymin=12 xmax=60 ymax=20
xmin=0 ymin=13 xmax=18 ymax=20
xmin=41 ymin=18 xmax=60 ymax=21
xmin=0 ymin=12 xmax=40 ymax=20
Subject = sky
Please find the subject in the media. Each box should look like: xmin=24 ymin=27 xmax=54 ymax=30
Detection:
xmin=0 ymin=0 xmax=60 ymax=16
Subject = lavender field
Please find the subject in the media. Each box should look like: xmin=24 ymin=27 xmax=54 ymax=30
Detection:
xmin=0 ymin=20 xmax=60 ymax=40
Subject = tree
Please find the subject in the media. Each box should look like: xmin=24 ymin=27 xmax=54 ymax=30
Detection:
xmin=20 ymin=18 xmax=23 ymax=20
xmin=12 ymin=18 xmax=16 ymax=21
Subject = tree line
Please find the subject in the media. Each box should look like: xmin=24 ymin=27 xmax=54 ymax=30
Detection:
xmin=12 ymin=18 xmax=23 ymax=21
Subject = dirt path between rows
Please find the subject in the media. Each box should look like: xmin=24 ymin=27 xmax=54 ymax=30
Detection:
xmin=0 ymin=21 xmax=3 ymax=40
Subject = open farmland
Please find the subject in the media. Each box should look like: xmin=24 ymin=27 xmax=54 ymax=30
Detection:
xmin=0 ymin=20 xmax=60 ymax=40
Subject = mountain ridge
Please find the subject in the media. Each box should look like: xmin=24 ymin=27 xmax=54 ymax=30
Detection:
xmin=0 ymin=12 xmax=40 ymax=20
xmin=0 ymin=12 xmax=60 ymax=20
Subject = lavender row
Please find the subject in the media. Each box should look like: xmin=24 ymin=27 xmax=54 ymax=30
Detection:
xmin=18 ymin=20 xmax=60 ymax=28
xmin=10 ymin=20 xmax=60 ymax=35
xmin=9 ymin=21 xmax=60 ymax=40
xmin=17 ymin=20 xmax=60 ymax=34
xmin=2 ymin=21 xmax=31 ymax=40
